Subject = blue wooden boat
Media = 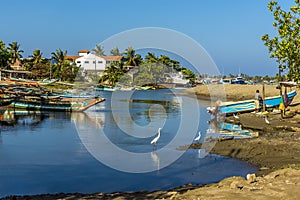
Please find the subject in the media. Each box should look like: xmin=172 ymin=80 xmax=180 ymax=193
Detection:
xmin=210 ymin=90 xmax=297 ymax=115
xmin=9 ymin=97 xmax=105 ymax=112
xmin=206 ymin=122 xmax=257 ymax=140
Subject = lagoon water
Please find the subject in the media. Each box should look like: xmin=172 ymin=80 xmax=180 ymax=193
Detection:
xmin=0 ymin=89 xmax=257 ymax=197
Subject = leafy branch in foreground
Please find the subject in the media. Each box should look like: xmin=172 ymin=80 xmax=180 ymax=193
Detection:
xmin=261 ymin=0 xmax=300 ymax=81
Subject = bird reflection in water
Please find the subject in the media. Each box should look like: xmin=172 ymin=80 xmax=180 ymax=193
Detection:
xmin=151 ymin=151 xmax=160 ymax=172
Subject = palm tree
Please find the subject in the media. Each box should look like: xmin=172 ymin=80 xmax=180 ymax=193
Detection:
xmin=124 ymin=46 xmax=143 ymax=66
xmin=92 ymin=44 xmax=105 ymax=56
xmin=170 ymin=59 xmax=181 ymax=71
xmin=7 ymin=42 xmax=24 ymax=66
xmin=145 ymin=52 xmax=158 ymax=63
xmin=24 ymin=49 xmax=46 ymax=73
xmin=31 ymin=49 xmax=43 ymax=65
xmin=0 ymin=40 xmax=9 ymax=68
xmin=124 ymin=46 xmax=136 ymax=66
xmin=51 ymin=48 xmax=67 ymax=78
xmin=134 ymin=54 xmax=143 ymax=66
xmin=110 ymin=47 xmax=121 ymax=56
xmin=159 ymin=55 xmax=171 ymax=66
xmin=99 ymin=62 xmax=125 ymax=86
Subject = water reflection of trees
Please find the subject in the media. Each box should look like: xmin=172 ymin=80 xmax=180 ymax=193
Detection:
xmin=127 ymin=99 xmax=181 ymax=125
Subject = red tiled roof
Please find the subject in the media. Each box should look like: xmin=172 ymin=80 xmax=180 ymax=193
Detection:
xmin=101 ymin=56 xmax=122 ymax=61
xmin=78 ymin=49 xmax=90 ymax=53
xmin=64 ymin=55 xmax=82 ymax=60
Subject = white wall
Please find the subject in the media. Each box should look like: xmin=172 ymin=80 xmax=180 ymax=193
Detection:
xmin=75 ymin=54 xmax=106 ymax=72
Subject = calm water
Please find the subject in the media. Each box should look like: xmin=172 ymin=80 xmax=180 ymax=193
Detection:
xmin=0 ymin=89 xmax=257 ymax=197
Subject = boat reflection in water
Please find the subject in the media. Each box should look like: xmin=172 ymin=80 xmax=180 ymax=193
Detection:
xmin=0 ymin=108 xmax=103 ymax=128
xmin=0 ymin=109 xmax=49 ymax=126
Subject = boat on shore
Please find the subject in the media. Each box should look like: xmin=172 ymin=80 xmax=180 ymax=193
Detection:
xmin=208 ymin=89 xmax=297 ymax=115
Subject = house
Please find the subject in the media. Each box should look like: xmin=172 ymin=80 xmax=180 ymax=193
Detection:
xmin=65 ymin=50 xmax=122 ymax=76
xmin=10 ymin=59 xmax=26 ymax=71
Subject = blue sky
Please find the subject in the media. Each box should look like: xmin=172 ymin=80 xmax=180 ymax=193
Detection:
xmin=0 ymin=0 xmax=296 ymax=76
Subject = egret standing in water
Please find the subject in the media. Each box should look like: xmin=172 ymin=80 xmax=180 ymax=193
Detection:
xmin=151 ymin=128 xmax=162 ymax=145
xmin=194 ymin=131 xmax=201 ymax=142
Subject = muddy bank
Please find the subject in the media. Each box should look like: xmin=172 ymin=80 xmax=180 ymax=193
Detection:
xmin=211 ymin=132 xmax=300 ymax=176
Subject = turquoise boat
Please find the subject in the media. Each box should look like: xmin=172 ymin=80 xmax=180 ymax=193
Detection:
xmin=95 ymin=87 xmax=120 ymax=92
xmin=9 ymin=97 xmax=105 ymax=112
xmin=210 ymin=90 xmax=297 ymax=115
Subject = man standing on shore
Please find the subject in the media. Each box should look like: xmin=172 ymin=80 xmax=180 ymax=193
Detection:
xmin=254 ymin=90 xmax=262 ymax=113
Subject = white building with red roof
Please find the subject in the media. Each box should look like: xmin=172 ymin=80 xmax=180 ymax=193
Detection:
xmin=65 ymin=50 xmax=122 ymax=75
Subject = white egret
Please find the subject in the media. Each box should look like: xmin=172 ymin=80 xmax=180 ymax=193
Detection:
xmin=265 ymin=116 xmax=270 ymax=125
xmin=194 ymin=131 xmax=201 ymax=141
xmin=233 ymin=113 xmax=239 ymax=119
xmin=151 ymin=128 xmax=162 ymax=145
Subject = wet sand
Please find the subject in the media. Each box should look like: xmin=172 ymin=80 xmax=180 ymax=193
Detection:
xmin=3 ymin=84 xmax=300 ymax=200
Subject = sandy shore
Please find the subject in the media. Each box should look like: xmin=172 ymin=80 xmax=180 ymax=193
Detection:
xmin=182 ymin=83 xmax=294 ymax=101
xmin=3 ymin=84 xmax=300 ymax=200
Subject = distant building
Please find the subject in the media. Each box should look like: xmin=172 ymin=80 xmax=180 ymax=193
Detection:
xmin=10 ymin=59 xmax=26 ymax=71
xmin=65 ymin=50 xmax=122 ymax=75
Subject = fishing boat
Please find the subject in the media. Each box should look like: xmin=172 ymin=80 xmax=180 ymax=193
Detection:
xmin=5 ymin=77 xmax=39 ymax=86
xmin=5 ymin=77 xmax=58 ymax=86
xmin=208 ymin=89 xmax=297 ymax=115
xmin=9 ymin=97 xmax=105 ymax=112
xmin=0 ymin=94 xmax=17 ymax=106
xmin=95 ymin=86 xmax=120 ymax=92
xmin=38 ymin=79 xmax=58 ymax=86
xmin=206 ymin=122 xmax=258 ymax=140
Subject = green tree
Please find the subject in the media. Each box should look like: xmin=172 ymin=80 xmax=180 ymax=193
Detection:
xmin=92 ymin=44 xmax=105 ymax=56
xmin=110 ymin=47 xmax=121 ymax=56
xmin=51 ymin=48 xmax=67 ymax=79
xmin=158 ymin=55 xmax=171 ymax=66
xmin=133 ymin=73 xmax=155 ymax=86
xmin=134 ymin=63 xmax=165 ymax=86
xmin=170 ymin=59 xmax=181 ymax=71
xmin=261 ymin=0 xmax=300 ymax=81
xmin=123 ymin=46 xmax=143 ymax=66
xmin=99 ymin=61 xmax=125 ymax=86
xmin=7 ymin=41 xmax=24 ymax=66
xmin=0 ymin=40 xmax=9 ymax=69
xmin=31 ymin=49 xmax=44 ymax=65
xmin=28 ymin=62 xmax=51 ymax=80
xmin=181 ymin=69 xmax=195 ymax=82
xmin=60 ymin=61 xmax=80 ymax=82
xmin=24 ymin=49 xmax=50 ymax=79
xmin=145 ymin=52 xmax=158 ymax=63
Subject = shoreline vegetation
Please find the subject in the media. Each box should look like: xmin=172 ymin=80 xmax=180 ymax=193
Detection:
xmin=3 ymin=84 xmax=300 ymax=200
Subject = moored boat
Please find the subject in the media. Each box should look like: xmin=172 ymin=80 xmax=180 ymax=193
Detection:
xmin=95 ymin=86 xmax=120 ymax=92
xmin=9 ymin=97 xmax=105 ymax=112
xmin=0 ymin=94 xmax=17 ymax=106
xmin=208 ymin=89 xmax=297 ymax=115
